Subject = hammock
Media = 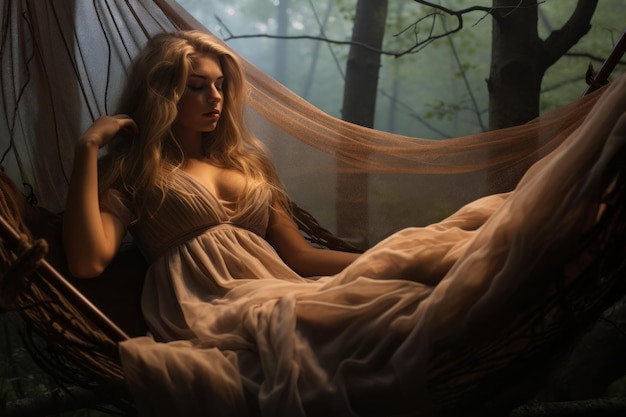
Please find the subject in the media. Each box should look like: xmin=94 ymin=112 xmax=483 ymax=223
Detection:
xmin=2 ymin=130 xmax=625 ymax=415
xmin=0 ymin=166 xmax=360 ymax=414
xmin=1 ymin=0 xmax=625 ymax=415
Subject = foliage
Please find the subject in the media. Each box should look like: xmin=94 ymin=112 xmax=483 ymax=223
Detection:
xmin=181 ymin=0 xmax=624 ymax=139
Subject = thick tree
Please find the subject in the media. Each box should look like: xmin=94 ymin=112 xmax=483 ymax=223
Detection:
xmin=485 ymin=0 xmax=598 ymax=191
xmin=335 ymin=1 xmax=603 ymax=233
xmin=488 ymin=0 xmax=598 ymax=129
xmin=336 ymin=0 xmax=388 ymax=247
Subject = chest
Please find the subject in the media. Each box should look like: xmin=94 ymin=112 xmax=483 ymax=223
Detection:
xmin=182 ymin=161 xmax=247 ymax=203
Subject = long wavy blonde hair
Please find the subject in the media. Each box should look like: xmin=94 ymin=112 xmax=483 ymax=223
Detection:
xmin=99 ymin=30 xmax=288 ymax=216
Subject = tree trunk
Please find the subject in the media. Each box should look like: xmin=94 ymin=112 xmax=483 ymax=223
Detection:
xmin=488 ymin=0 xmax=542 ymax=131
xmin=337 ymin=0 xmax=388 ymax=247
xmin=486 ymin=0 xmax=597 ymax=193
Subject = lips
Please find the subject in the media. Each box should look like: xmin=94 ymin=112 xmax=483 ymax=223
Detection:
xmin=203 ymin=110 xmax=220 ymax=117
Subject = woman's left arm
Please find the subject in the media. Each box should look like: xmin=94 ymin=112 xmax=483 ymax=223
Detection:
xmin=266 ymin=205 xmax=360 ymax=277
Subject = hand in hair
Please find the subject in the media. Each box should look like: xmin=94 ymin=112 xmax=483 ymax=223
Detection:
xmin=80 ymin=114 xmax=138 ymax=149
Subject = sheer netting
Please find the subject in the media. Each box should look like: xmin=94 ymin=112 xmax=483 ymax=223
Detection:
xmin=2 ymin=2 xmax=626 ymax=417
xmin=0 ymin=0 xmax=608 ymax=245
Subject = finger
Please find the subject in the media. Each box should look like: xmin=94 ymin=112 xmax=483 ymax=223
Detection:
xmin=112 ymin=114 xmax=138 ymax=134
xmin=124 ymin=119 xmax=139 ymax=134
xmin=119 ymin=119 xmax=139 ymax=136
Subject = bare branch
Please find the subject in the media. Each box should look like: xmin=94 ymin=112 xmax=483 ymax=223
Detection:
xmin=394 ymin=11 xmax=443 ymax=46
xmin=396 ymin=1 xmax=545 ymax=57
xmin=412 ymin=1 xmax=546 ymax=23
xmin=441 ymin=18 xmax=486 ymax=131
xmin=541 ymin=75 xmax=586 ymax=93
xmin=566 ymin=51 xmax=619 ymax=64
xmin=216 ymin=2 xmax=496 ymax=59
xmin=222 ymin=31 xmax=398 ymax=56
xmin=216 ymin=1 xmax=553 ymax=60
xmin=411 ymin=0 xmax=493 ymax=16
xmin=542 ymin=0 xmax=599 ymax=69
xmin=392 ymin=10 xmax=462 ymax=57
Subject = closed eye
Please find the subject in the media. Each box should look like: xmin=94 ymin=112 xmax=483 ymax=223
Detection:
xmin=187 ymin=84 xmax=204 ymax=91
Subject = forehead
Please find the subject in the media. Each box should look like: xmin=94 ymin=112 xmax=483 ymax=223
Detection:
xmin=189 ymin=54 xmax=222 ymax=77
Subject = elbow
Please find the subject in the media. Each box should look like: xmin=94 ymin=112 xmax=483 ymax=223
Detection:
xmin=66 ymin=258 xmax=107 ymax=279
xmin=63 ymin=246 xmax=110 ymax=278
xmin=62 ymin=234 xmax=113 ymax=278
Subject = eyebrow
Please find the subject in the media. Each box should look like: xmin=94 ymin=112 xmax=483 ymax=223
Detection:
xmin=189 ymin=73 xmax=224 ymax=81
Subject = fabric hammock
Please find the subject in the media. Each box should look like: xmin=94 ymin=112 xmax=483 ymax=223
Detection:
xmin=1 ymin=1 xmax=626 ymax=416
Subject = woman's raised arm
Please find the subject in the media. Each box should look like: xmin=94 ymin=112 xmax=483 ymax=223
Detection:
xmin=62 ymin=115 xmax=137 ymax=278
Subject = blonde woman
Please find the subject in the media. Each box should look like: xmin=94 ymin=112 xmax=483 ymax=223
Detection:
xmin=63 ymin=30 xmax=359 ymax=282
xmin=62 ymin=30 xmax=626 ymax=416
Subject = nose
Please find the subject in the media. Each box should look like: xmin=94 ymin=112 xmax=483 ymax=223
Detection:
xmin=208 ymin=85 xmax=221 ymax=103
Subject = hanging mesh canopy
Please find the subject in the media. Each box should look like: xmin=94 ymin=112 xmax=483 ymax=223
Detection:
xmin=0 ymin=0 xmax=607 ymax=246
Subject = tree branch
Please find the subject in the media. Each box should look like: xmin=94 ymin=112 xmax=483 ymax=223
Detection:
xmin=413 ymin=0 xmax=546 ymax=23
xmin=441 ymin=18 xmax=486 ymax=131
xmin=542 ymin=0 xmax=599 ymax=70
xmin=217 ymin=15 xmax=406 ymax=57
xmin=217 ymin=1 xmax=540 ymax=59
xmin=217 ymin=2 xmax=493 ymax=59
xmin=566 ymin=51 xmax=623 ymax=64
xmin=411 ymin=0 xmax=493 ymax=16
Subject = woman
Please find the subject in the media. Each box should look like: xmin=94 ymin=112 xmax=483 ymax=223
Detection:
xmin=63 ymin=31 xmax=358 ymax=281
xmin=63 ymin=31 xmax=626 ymax=416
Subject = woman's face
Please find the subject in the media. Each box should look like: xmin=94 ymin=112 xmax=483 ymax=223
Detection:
xmin=172 ymin=54 xmax=224 ymax=142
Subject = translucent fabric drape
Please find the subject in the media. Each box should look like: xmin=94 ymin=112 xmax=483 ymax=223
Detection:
xmin=0 ymin=0 xmax=607 ymax=246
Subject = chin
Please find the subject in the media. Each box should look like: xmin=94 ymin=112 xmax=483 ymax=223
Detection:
xmin=201 ymin=123 xmax=218 ymax=133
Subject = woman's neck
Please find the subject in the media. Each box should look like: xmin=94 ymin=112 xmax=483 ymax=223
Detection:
xmin=173 ymin=130 xmax=205 ymax=160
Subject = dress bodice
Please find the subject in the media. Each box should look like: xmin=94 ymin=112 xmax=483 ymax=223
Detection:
xmin=125 ymin=169 xmax=272 ymax=263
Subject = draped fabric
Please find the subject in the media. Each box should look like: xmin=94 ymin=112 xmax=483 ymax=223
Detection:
xmin=2 ymin=1 xmax=626 ymax=417
xmin=0 ymin=0 xmax=606 ymax=244
xmin=118 ymin=75 xmax=625 ymax=416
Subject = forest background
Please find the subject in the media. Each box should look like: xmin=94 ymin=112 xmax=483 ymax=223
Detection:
xmin=183 ymin=0 xmax=626 ymax=246
xmin=186 ymin=0 xmax=622 ymax=137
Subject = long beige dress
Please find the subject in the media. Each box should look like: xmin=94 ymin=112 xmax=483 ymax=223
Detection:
xmin=111 ymin=74 xmax=626 ymax=416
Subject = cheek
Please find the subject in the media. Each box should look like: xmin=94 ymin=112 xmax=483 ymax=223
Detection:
xmin=176 ymin=97 xmax=200 ymax=122
xmin=179 ymin=89 xmax=205 ymax=106
xmin=177 ymin=96 xmax=195 ymax=112
xmin=174 ymin=101 xmax=193 ymax=125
